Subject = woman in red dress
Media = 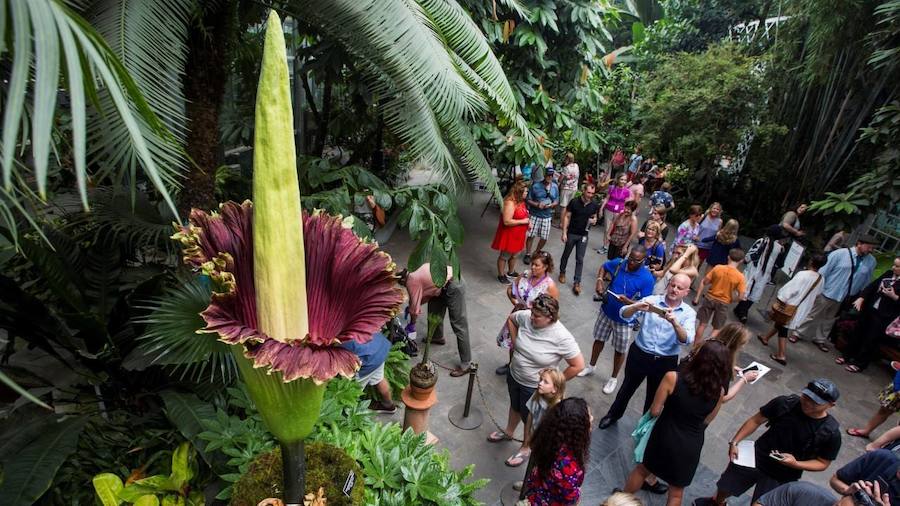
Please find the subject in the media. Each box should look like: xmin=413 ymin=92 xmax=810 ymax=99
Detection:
xmin=492 ymin=178 xmax=530 ymax=284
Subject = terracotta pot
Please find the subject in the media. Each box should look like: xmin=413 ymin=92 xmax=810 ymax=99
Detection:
xmin=409 ymin=382 xmax=436 ymax=401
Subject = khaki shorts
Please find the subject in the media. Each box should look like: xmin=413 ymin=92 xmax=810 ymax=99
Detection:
xmin=697 ymin=296 xmax=729 ymax=328
xmin=356 ymin=362 xmax=385 ymax=387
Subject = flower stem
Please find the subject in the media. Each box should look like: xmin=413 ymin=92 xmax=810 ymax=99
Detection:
xmin=281 ymin=439 xmax=306 ymax=506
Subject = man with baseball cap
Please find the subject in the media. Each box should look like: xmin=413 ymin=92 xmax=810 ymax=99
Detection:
xmin=694 ymin=379 xmax=842 ymax=505
xmin=522 ymin=166 xmax=559 ymax=265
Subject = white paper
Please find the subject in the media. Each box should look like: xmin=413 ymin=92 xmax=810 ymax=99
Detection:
xmin=780 ymin=242 xmax=805 ymax=277
xmin=737 ymin=361 xmax=771 ymax=385
xmin=733 ymin=440 xmax=756 ymax=468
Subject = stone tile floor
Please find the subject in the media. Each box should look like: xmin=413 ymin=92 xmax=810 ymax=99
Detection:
xmin=377 ymin=190 xmax=890 ymax=505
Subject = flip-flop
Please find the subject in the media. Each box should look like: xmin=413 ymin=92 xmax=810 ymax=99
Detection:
xmin=788 ymin=335 xmax=799 ymax=343
xmin=846 ymin=428 xmax=870 ymax=439
xmin=487 ymin=431 xmax=511 ymax=443
xmin=769 ymin=353 xmax=787 ymax=366
xmin=835 ymin=357 xmax=846 ymax=365
xmin=757 ymin=335 xmax=770 ymax=347
xmin=845 ymin=364 xmax=862 ymax=373
xmin=505 ymin=450 xmax=530 ymax=467
xmin=816 ymin=342 xmax=830 ymax=353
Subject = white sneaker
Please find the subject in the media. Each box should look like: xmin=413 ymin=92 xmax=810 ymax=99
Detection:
xmin=603 ymin=377 xmax=618 ymax=394
xmin=577 ymin=365 xmax=595 ymax=377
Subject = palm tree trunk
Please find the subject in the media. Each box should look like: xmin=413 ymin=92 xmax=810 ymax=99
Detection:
xmin=179 ymin=2 xmax=237 ymax=214
xmin=313 ymin=75 xmax=333 ymax=157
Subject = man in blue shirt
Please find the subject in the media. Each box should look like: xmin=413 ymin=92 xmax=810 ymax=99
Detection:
xmin=794 ymin=234 xmax=879 ymax=351
xmin=597 ymin=272 xmax=696 ymax=429
xmin=578 ymin=246 xmax=656 ymax=396
xmin=523 ymin=168 xmax=559 ymax=265
xmin=341 ymin=332 xmax=396 ymax=413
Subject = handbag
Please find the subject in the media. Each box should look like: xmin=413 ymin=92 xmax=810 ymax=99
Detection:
xmin=770 ymin=273 xmax=821 ymax=326
xmin=631 ymin=412 xmax=658 ymax=463
xmin=887 ymin=316 xmax=900 ymax=339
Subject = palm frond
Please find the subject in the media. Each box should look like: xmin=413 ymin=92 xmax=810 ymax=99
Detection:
xmin=297 ymin=0 xmax=536 ymax=195
xmin=0 ymin=0 xmax=181 ymax=219
xmin=129 ymin=277 xmax=236 ymax=384
xmin=85 ymin=0 xmax=191 ymax=193
xmin=65 ymin=186 xmax=178 ymax=256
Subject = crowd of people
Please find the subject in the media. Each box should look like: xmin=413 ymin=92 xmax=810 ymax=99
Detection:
xmin=349 ymin=147 xmax=898 ymax=506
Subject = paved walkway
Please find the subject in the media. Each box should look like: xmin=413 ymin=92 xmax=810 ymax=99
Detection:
xmin=379 ymin=190 xmax=891 ymax=505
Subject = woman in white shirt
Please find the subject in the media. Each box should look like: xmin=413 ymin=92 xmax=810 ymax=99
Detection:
xmin=757 ymin=254 xmax=827 ymax=365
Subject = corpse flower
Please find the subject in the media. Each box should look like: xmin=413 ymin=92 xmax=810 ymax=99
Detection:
xmin=172 ymin=11 xmax=403 ymax=504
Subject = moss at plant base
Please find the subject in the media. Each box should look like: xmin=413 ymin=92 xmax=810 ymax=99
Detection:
xmin=230 ymin=442 xmax=364 ymax=506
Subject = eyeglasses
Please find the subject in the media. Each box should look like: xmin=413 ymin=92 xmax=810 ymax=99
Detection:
xmin=626 ymin=256 xmax=643 ymax=264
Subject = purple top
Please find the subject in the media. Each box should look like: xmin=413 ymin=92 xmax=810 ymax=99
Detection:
xmin=696 ymin=215 xmax=722 ymax=250
xmin=605 ymin=186 xmax=631 ymax=213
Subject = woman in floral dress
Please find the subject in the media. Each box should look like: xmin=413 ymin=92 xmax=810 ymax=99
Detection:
xmin=495 ymin=251 xmax=560 ymax=375
xmin=524 ymin=397 xmax=592 ymax=505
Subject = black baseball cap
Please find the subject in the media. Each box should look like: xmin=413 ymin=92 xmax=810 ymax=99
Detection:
xmin=802 ymin=378 xmax=839 ymax=404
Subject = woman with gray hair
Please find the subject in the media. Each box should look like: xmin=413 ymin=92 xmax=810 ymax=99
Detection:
xmin=487 ymin=294 xmax=585 ymax=467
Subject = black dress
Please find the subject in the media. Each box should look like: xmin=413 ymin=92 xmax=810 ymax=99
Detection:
xmin=643 ymin=375 xmax=718 ymax=487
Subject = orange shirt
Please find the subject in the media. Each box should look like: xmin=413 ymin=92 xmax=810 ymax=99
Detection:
xmin=704 ymin=264 xmax=746 ymax=304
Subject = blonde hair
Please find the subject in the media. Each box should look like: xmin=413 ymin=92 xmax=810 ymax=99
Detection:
xmin=536 ymin=368 xmax=566 ymax=406
xmin=716 ymin=218 xmax=739 ymax=245
xmin=711 ymin=322 xmax=751 ymax=372
xmin=603 ymin=492 xmax=643 ymax=506
xmin=645 ymin=222 xmax=661 ymax=237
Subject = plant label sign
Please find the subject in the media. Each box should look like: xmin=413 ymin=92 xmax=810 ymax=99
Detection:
xmin=343 ymin=470 xmax=356 ymax=497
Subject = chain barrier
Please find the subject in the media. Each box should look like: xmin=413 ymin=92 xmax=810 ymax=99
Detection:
xmin=429 ymin=358 xmax=523 ymax=443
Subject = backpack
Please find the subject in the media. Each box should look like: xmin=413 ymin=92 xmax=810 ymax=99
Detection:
xmin=766 ymin=395 xmax=839 ymax=460
xmin=385 ymin=315 xmax=418 ymax=357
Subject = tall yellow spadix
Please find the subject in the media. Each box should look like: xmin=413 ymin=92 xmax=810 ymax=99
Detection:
xmin=252 ymin=10 xmax=308 ymax=344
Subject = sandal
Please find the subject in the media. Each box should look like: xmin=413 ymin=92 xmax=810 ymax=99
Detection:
xmin=756 ymin=335 xmax=769 ymax=347
xmin=505 ymin=450 xmax=530 ymax=467
xmin=816 ymin=342 xmax=830 ymax=353
xmin=835 ymin=357 xmax=846 ymax=365
xmin=845 ymin=364 xmax=862 ymax=373
xmin=769 ymin=354 xmax=787 ymax=366
xmin=847 ymin=428 xmax=870 ymax=439
xmin=487 ymin=431 xmax=511 ymax=443
xmin=788 ymin=335 xmax=799 ymax=343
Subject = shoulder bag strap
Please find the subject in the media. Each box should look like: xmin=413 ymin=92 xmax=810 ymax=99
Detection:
xmin=846 ymin=247 xmax=860 ymax=299
xmin=796 ymin=274 xmax=822 ymax=306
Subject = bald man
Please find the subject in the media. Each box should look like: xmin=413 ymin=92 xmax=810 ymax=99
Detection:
xmin=598 ymin=273 xmax=698 ymax=429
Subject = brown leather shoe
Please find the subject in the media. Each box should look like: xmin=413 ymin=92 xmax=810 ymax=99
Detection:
xmin=573 ymin=283 xmax=582 ymax=296
xmin=558 ymin=273 xmax=567 ymax=284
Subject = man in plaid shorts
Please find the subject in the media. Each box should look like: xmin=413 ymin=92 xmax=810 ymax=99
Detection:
xmin=522 ymin=168 xmax=559 ymax=265
xmin=577 ymin=245 xmax=656 ymax=395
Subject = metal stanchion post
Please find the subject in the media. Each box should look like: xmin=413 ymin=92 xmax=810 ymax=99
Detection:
xmin=448 ymin=363 xmax=483 ymax=430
